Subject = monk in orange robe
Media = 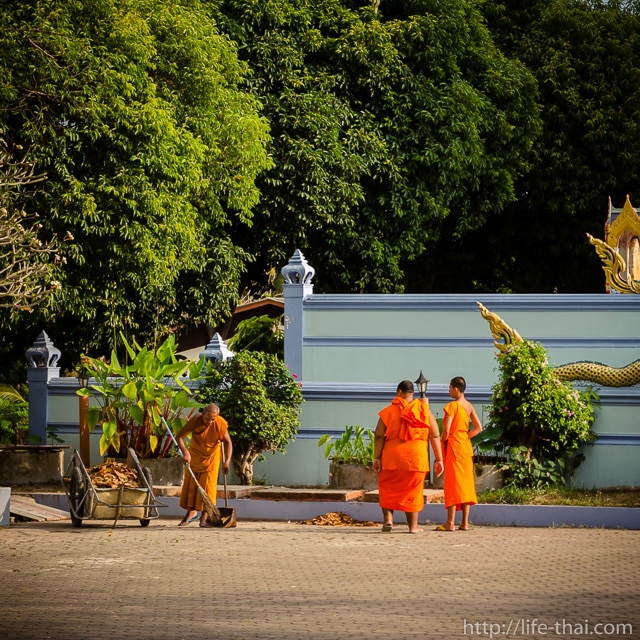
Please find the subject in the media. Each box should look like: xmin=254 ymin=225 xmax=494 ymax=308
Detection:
xmin=372 ymin=380 xmax=444 ymax=533
xmin=176 ymin=404 xmax=233 ymax=527
xmin=435 ymin=376 xmax=483 ymax=531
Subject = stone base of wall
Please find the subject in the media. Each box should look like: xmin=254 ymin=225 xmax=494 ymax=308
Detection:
xmin=474 ymin=464 xmax=505 ymax=492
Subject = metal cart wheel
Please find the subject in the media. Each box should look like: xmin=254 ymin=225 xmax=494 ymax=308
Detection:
xmin=69 ymin=466 xmax=85 ymax=528
xmin=139 ymin=467 xmax=153 ymax=527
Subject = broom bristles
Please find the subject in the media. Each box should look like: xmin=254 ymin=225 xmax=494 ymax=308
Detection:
xmin=199 ymin=486 xmax=221 ymax=523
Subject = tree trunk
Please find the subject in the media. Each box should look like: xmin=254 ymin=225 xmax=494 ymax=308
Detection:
xmin=232 ymin=447 xmax=260 ymax=485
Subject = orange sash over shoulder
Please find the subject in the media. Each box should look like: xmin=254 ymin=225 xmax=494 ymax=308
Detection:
xmin=378 ymin=397 xmax=430 ymax=442
xmin=399 ymin=399 xmax=431 ymax=441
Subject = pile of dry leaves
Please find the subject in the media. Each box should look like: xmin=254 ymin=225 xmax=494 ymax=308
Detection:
xmin=298 ymin=511 xmax=378 ymax=527
xmin=88 ymin=460 xmax=142 ymax=488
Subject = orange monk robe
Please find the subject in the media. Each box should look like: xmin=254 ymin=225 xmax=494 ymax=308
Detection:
xmin=442 ymin=401 xmax=477 ymax=511
xmin=378 ymin=397 xmax=430 ymax=513
xmin=179 ymin=415 xmax=228 ymax=512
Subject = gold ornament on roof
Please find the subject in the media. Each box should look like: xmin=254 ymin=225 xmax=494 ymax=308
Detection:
xmin=589 ymin=195 xmax=640 ymax=294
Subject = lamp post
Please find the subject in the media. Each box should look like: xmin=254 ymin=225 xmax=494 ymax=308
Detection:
xmin=414 ymin=369 xmax=433 ymax=483
xmin=414 ymin=370 xmax=429 ymax=398
xmin=77 ymin=367 xmax=90 ymax=467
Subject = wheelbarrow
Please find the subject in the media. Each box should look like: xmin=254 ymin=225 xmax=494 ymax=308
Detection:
xmin=62 ymin=448 xmax=166 ymax=527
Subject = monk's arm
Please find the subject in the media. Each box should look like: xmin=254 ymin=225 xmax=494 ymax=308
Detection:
xmin=428 ymin=411 xmax=444 ymax=477
xmin=468 ymin=406 xmax=483 ymax=439
xmin=221 ymin=430 xmax=233 ymax=474
xmin=176 ymin=416 xmax=197 ymax=464
xmin=441 ymin=413 xmax=452 ymax=442
xmin=372 ymin=418 xmax=386 ymax=473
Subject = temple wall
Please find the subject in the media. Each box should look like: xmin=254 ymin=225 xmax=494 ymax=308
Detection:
xmin=27 ymin=256 xmax=640 ymax=488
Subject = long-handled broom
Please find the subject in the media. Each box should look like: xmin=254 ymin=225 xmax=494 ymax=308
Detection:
xmin=160 ymin=414 xmax=221 ymax=525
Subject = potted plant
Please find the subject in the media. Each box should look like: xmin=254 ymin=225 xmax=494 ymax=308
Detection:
xmin=77 ymin=333 xmax=205 ymax=481
xmin=318 ymin=425 xmax=377 ymax=490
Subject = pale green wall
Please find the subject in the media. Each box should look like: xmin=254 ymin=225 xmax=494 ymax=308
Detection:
xmin=32 ymin=292 xmax=640 ymax=489
xmin=573 ymin=446 xmax=639 ymax=489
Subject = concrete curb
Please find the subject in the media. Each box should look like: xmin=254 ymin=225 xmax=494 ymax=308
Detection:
xmin=30 ymin=493 xmax=640 ymax=529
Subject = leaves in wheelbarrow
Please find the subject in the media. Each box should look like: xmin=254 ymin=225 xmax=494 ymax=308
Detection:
xmin=298 ymin=511 xmax=377 ymax=527
xmin=88 ymin=460 xmax=142 ymax=488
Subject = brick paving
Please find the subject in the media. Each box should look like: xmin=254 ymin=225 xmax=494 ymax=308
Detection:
xmin=1 ymin=518 xmax=638 ymax=639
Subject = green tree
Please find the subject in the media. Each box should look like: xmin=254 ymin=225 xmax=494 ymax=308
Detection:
xmin=196 ymin=351 xmax=303 ymax=484
xmin=226 ymin=315 xmax=284 ymax=356
xmin=212 ymin=0 xmax=540 ymax=294
xmin=0 ymin=138 xmax=58 ymax=316
xmin=0 ymin=0 xmax=271 ymax=372
xmin=483 ymin=340 xmax=598 ymax=486
xmin=455 ymin=0 xmax=640 ymax=293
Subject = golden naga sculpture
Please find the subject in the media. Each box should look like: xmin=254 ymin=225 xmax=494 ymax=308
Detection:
xmin=476 ymin=302 xmax=523 ymax=351
xmin=477 ymin=302 xmax=640 ymax=387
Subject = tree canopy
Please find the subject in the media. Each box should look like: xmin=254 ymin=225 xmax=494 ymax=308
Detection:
xmin=454 ymin=0 xmax=640 ymax=293
xmin=212 ymin=0 xmax=541 ymax=293
xmin=0 ymin=138 xmax=58 ymax=314
xmin=0 ymin=0 xmax=271 ymax=370
xmin=3 ymin=0 xmax=640 ymax=380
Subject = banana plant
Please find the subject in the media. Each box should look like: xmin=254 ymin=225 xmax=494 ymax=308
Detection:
xmin=77 ymin=333 xmax=205 ymax=458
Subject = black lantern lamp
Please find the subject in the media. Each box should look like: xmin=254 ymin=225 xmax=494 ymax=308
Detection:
xmin=77 ymin=366 xmax=89 ymax=390
xmin=414 ymin=370 xmax=429 ymax=398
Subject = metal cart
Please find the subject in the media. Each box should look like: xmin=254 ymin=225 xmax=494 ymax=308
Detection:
xmin=62 ymin=448 xmax=166 ymax=527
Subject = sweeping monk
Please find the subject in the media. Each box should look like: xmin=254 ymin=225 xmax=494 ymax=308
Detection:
xmin=372 ymin=380 xmax=444 ymax=533
xmin=435 ymin=376 xmax=483 ymax=531
xmin=176 ymin=404 xmax=233 ymax=527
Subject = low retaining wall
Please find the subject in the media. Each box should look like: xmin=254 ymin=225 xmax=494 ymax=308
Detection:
xmin=30 ymin=493 xmax=640 ymax=530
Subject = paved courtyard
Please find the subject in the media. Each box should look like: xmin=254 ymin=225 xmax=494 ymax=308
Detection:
xmin=1 ymin=517 xmax=638 ymax=639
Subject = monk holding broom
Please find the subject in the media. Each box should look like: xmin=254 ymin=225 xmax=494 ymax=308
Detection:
xmin=176 ymin=404 xmax=233 ymax=527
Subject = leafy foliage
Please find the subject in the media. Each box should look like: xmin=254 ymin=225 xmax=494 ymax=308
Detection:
xmin=505 ymin=446 xmax=567 ymax=489
xmin=196 ymin=351 xmax=303 ymax=484
xmin=457 ymin=0 xmax=640 ymax=293
xmin=214 ymin=0 xmax=540 ymax=294
xmin=0 ymin=384 xmax=29 ymax=445
xmin=226 ymin=315 xmax=284 ymax=356
xmin=0 ymin=0 xmax=271 ymax=369
xmin=0 ymin=138 xmax=59 ymax=316
xmin=484 ymin=340 xmax=598 ymax=486
xmin=318 ymin=425 xmax=375 ymax=466
xmin=79 ymin=333 xmax=205 ymax=458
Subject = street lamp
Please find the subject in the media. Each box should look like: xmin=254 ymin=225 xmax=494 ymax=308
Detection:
xmin=77 ymin=367 xmax=90 ymax=467
xmin=414 ymin=370 xmax=429 ymax=398
xmin=414 ymin=369 xmax=433 ymax=482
